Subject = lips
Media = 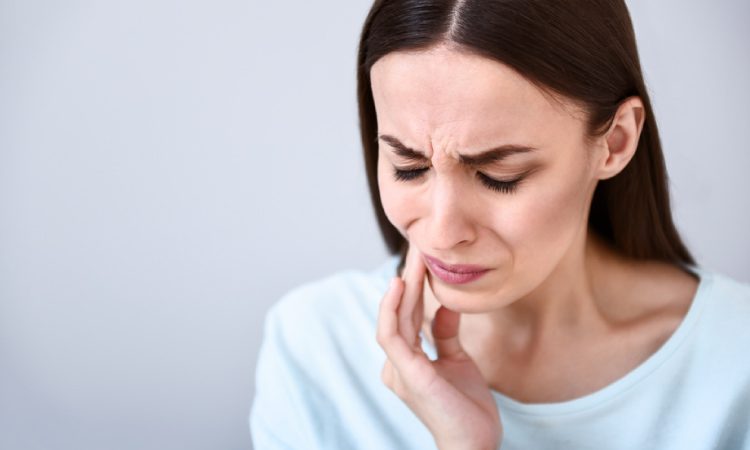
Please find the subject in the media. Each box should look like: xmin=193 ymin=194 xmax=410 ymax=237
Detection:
xmin=422 ymin=254 xmax=490 ymax=285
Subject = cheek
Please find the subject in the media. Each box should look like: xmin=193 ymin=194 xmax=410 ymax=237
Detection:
xmin=377 ymin=157 xmax=413 ymax=237
xmin=496 ymin=164 xmax=592 ymax=267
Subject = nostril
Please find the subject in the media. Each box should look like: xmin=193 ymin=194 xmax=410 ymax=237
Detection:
xmin=426 ymin=219 xmax=476 ymax=251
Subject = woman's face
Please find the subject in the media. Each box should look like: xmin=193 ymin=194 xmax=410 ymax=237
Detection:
xmin=371 ymin=46 xmax=605 ymax=313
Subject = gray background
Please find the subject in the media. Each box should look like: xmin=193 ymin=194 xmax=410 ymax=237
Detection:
xmin=0 ymin=0 xmax=747 ymax=449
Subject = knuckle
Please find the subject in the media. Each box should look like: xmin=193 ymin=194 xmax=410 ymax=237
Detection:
xmin=381 ymin=362 xmax=395 ymax=390
xmin=380 ymin=367 xmax=390 ymax=387
xmin=375 ymin=330 xmax=386 ymax=347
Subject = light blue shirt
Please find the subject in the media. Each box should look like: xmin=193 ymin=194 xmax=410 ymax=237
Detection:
xmin=250 ymin=257 xmax=750 ymax=449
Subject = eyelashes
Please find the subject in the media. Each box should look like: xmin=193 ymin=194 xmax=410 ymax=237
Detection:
xmin=477 ymin=172 xmax=520 ymax=194
xmin=393 ymin=167 xmax=429 ymax=182
xmin=392 ymin=167 xmax=522 ymax=194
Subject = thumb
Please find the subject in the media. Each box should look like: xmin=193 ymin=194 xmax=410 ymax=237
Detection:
xmin=431 ymin=306 xmax=465 ymax=360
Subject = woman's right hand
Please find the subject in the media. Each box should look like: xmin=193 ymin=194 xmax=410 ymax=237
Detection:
xmin=376 ymin=243 xmax=503 ymax=450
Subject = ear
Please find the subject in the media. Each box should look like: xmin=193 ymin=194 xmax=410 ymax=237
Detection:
xmin=595 ymin=96 xmax=645 ymax=180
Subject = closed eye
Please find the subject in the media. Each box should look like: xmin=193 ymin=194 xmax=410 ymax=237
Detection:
xmin=392 ymin=166 xmax=523 ymax=194
xmin=477 ymin=172 xmax=521 ymax=194
xmin=393 ymin=167 xmax=429 ymax=182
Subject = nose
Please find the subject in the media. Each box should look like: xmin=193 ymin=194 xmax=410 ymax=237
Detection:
xmin=424 ymin=177 xmax=477 ymax=251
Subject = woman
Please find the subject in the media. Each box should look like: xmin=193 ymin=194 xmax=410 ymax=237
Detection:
xmin=251 ymin=0 xmax=750 ymax=448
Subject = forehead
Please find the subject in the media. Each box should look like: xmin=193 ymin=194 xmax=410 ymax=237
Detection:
xmin=370 ymin=46 xmax=584 ymax=153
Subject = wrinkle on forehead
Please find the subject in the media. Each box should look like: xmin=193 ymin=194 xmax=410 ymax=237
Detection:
xmin=371 ymin=46 xmax=586 ymax=162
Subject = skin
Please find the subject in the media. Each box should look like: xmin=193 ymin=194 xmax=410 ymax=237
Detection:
xmin=372 ymin=45 xmax=698 ymax=449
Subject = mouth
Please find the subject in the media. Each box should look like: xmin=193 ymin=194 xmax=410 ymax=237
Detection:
xmin=422 ymin=254 xmax=490 ymax=285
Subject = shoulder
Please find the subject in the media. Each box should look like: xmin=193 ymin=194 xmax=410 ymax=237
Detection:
xmin=680 ymin=269 xmax=750 ymax=395
xmin=703 ymin=270 xmax=750 ymax=303
xmin=620 ymin=263 xmax=748 ymax=347
xmin=266 ymin=256 xmax=399 ymax=344
xmin=695 ymin=269 xmax=750 ymax=336
xmin=672 ymin=270 xmax=750 ymax=442
xmin=251 ymin=257 xmax=413 ymax=448
xmin=256 ymin=256 xmax=400 ymax=392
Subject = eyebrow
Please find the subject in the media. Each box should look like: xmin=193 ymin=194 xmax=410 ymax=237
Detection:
xmin=378 ymin=134 xmax=536 ymax=166
xmin=379 ymin=135 xmax=426 ymax=162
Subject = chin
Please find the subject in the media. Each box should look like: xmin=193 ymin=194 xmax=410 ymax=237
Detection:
xmin=427 ymin=271 xmax=518 ymax=314
xmin=430 ymin=279 xmax=505 ymax=315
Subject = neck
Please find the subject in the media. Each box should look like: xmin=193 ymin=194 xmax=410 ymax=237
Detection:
xmin=501 ymin=233 xmax=618 ymax=332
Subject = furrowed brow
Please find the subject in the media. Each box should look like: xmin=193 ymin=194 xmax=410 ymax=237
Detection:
xmin=378 ymin=135 xmax=427 ymax=162
xmin=459 ymin=145 xmax=536 ymax=166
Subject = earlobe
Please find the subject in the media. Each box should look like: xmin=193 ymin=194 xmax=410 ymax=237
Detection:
xmin=597 ymin=96 xmax=645 ymax=180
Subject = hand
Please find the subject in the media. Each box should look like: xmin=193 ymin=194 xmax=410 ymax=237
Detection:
xmin=376 ymin=243 xmax=503 ymax=450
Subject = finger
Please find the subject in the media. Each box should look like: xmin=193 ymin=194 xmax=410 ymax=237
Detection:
xmin=432 ymin=306 xmax=465 ymax=360
xmin=377 ymin=279 xmax=437 ymax=395
xmin=377 ymin=277 xmax=404 ymax=345
xmin=398 ymin=244 xmax=426 ymax=347
xmin=377 ymin=277 xmax=417 ymax=364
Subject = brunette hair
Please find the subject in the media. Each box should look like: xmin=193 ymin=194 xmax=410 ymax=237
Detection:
xmin=357 ymin=0 xmax=694 ymax=265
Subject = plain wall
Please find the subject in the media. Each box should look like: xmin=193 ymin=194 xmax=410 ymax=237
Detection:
xmin=0 ymin=1 xmax=747 ymax=449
